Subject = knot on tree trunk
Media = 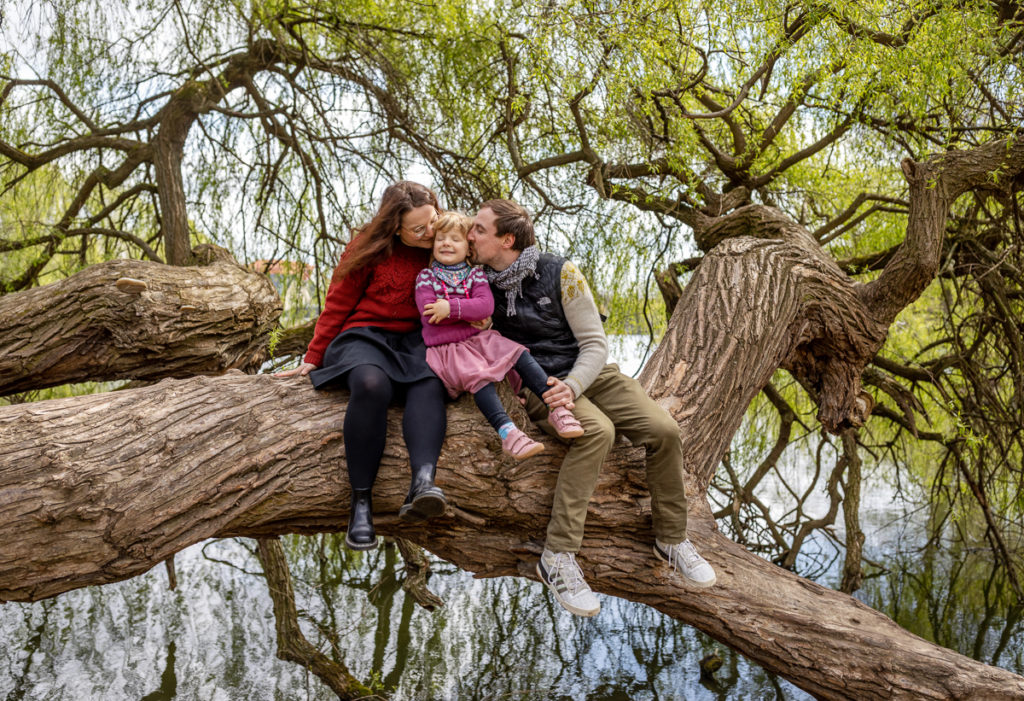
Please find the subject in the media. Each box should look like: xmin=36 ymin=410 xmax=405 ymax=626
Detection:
xmin=814 ymin=359 xmax=877 ymax=433
xmin=188 ymin=243 xmax=239 ymax=266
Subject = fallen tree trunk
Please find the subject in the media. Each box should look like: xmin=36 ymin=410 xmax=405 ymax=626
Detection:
xmin=0 ymin=250 xmax=281 ymax=396
xmin=1 ymin=372 xmax=1022 ymax=699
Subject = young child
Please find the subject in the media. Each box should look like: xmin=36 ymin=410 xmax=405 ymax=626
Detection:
xmin=415 ymin=212 xmax=584 ymax=458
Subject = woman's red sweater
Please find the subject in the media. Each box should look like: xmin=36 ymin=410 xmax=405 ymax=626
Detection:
xmin=304 ymin=241 xmax=430 ymax=367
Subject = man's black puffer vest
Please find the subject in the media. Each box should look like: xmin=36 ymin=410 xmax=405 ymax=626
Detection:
xmin=491 ymin=252 xmax=579 ymax=378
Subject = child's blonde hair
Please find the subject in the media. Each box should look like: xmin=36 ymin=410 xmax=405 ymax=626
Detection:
xmin=433 ymin=211 xmax=472 ymax=237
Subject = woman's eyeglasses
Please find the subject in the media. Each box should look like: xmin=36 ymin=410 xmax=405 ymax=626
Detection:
xmin=403 ymin=210 xmax=439 ymax=239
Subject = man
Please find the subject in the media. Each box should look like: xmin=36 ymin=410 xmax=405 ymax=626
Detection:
xmin=469 ymin=199 xmax=716 ymax=618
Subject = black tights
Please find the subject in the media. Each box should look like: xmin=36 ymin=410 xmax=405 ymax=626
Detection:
xmin=473 ymin=351 xmax=551 ymax=433
xmin=344 ymin=364 xmax=447 ymax=490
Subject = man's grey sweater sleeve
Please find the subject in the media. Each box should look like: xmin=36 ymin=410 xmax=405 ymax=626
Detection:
xmin=560 ymin=260 xmax=608 ymax=398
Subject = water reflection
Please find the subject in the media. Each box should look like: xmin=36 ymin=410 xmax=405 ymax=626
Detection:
xmin=139 ymin=641 xmax=176 ymax=701
xmin=1 ymin=518 xmax=1022 ymax=701
xmin=858 ymin=538 xmax=1024 ymax=673
xmin=293 ymin=540 xmax=810 ymax=700
xmin=2 ymin=534 xmax=813 ymax=700
xmin=2 ymin=443 xmax=1023 ymax=700
xmin=3 ymin=450 xmax=1022 ymax=694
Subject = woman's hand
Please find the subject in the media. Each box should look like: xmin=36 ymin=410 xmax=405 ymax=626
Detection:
xmin=468 ymin=316 xmax=492 ymax=330
xmin=275 ymin=362 xmax=316 ymax=378
xmin=541 ymin=377 xmax=575 ymax=410
xmin=424 ymin=299 xmax=451 ymax=324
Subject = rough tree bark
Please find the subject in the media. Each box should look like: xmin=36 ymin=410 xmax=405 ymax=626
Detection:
xmin=3 ymin=140 xmax=1024 ymax=699
xmin=1 ymin=378 xmax=1022 ymax=699
xmin=0 ymin=248 xmax=281 ymax=395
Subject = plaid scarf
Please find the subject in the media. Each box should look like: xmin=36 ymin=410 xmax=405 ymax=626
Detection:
xmin=484 ymin=245 xmax=540 ymax=317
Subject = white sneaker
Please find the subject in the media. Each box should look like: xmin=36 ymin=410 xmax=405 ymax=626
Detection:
xmin=536 ymin=549 xmax=601 ymax=617
xmin=654 ymin=539 xmax=717 ymax=588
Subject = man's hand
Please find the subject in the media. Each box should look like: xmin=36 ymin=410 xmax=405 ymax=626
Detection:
xmin=468 ymin=316 xmax=492 ymax=330
xmin=424 ymin=299 xmax=451 ymax=324
xmin=275 ymin=362 xmax=316 ymax=378
xmin=542 ymin=376 xmax=575 ymax=409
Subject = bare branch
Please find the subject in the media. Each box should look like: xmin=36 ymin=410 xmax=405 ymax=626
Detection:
xmin=814 ymin=193 xmax=909 ymax=242
xmin=255 ymin=538 xmax=384 ymax=700
xmin=863 ymin=136 xmax=1024 ymax=323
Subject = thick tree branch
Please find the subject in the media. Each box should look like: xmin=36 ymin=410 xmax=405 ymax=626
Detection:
xmin=0 ymin=134 xmax=147 ymax=173
xmin=863 ymin=136 xmax=1024 ymax=323
xmin=0 ymin=227 xmax=163 ymax=263
xmin=0 ymin=253 xmax=280 ymax=395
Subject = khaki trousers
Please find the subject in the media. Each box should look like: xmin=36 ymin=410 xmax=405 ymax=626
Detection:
xmin=525 ymin=363 xmax=688 ymax=553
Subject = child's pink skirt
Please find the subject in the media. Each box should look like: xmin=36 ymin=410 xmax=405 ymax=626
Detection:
xmin=426 ymin=329 xmax=526 ymax=398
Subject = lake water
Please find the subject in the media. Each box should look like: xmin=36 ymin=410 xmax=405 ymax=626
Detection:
xmin=2 ymin=339 xmax=1021 ymax=699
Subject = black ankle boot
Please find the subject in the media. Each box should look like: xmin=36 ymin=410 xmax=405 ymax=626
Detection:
xmin=345 ymin=488 xmax=377 ymax=550
xmin=398 ymin=464 xmax=447 ymax=523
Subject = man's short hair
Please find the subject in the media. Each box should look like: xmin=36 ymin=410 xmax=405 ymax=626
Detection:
xmin=480 ymin=199 xmax=535 ymax=250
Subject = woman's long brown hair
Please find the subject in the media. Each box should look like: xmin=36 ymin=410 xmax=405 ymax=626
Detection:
xmin=331 ymin=181 xmax=440 ymax=284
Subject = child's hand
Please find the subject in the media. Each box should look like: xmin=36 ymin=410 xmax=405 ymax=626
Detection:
xmin=424 ymin=299 xmax=451 ymax=324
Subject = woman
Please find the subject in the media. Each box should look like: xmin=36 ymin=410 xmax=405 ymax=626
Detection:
xmin=277 ymin=181 xmax=448 ymax=550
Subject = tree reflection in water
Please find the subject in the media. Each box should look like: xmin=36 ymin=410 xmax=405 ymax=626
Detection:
xmin=860 ymin=536 xmax=1024 ymax=673
xmin=0 ymin=518 xmax=1021 ymax=699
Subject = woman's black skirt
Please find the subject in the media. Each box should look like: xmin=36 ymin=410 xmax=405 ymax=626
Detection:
xmin=309 ymin=326 xmax=438 ymax=390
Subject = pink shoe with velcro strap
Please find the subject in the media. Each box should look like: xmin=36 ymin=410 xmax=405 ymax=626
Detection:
xmin=548 ymin=406 xmax=584 ymax=439
xmin=502 ymin=427 xmax=545 ymax=460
